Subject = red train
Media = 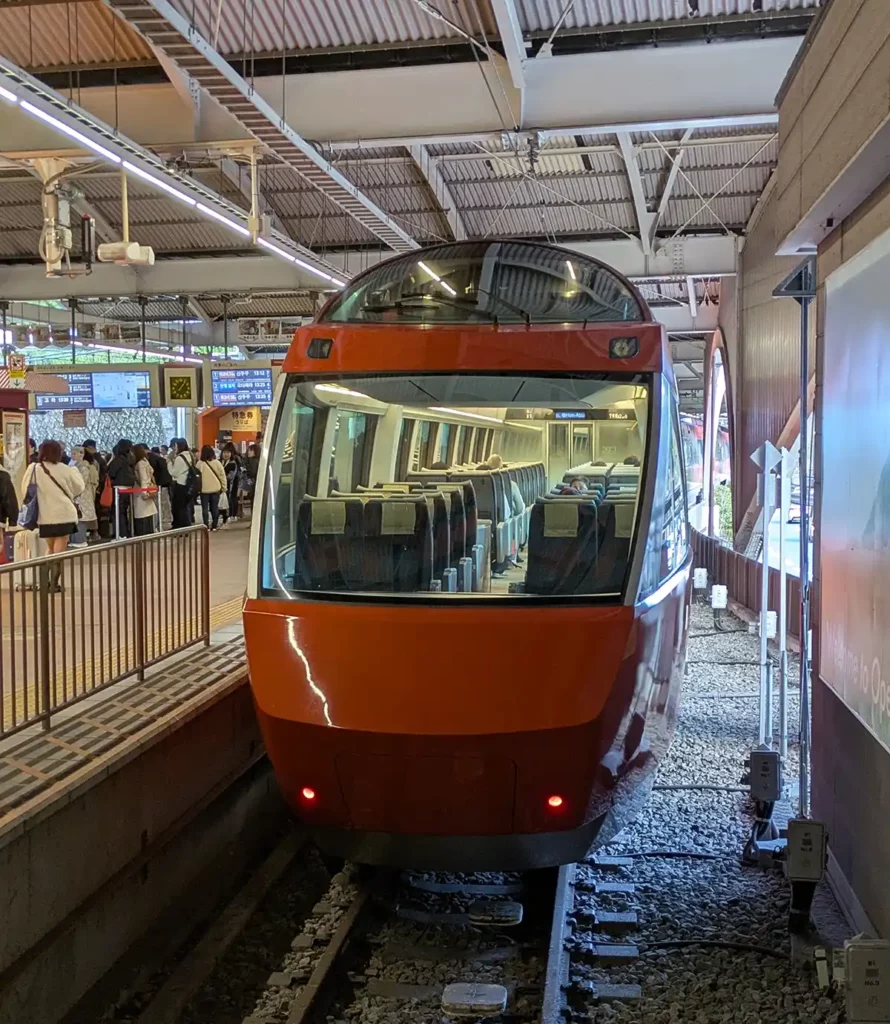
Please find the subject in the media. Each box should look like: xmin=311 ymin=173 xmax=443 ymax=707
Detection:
xmin=244 ymin=240 xmax=691 ymax=870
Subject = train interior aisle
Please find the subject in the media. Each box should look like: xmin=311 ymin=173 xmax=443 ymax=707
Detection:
xmin=261 ymin=373 xmax=659 ymax=600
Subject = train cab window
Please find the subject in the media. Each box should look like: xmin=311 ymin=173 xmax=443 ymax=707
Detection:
xmin=319 ymin=241 xmax=644 ymax=325
xmin=260 ymin=372 xmax=652 ymax=601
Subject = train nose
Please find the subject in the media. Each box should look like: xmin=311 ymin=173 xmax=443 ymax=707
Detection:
xmin=335 ymin=753 xmax=517 ymax=834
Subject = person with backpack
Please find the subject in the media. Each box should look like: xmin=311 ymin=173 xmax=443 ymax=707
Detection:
xmin=171 ymin=439 xmax=198 ymax=529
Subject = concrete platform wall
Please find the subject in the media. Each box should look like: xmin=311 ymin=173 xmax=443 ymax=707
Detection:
xmin=0 ymin=678 xmax=285 ymax=1024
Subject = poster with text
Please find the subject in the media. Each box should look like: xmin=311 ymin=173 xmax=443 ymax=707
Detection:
xmin=821 ymin=230 xmax=890 ymax=754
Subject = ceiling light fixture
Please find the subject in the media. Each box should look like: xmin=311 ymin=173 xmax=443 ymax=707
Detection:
xmin=417 ymin=260 xmax=457 ymax=297
xmin=0 ymin=83 xmax=17 ymax=104
xmin=429 ymin=406 xmax=503 ymax=424
xmin=196 ymin=202 xmax=251 ymax=237
xmin=21 ymin=100 xmax=121 ymax=164
xmin=565 ymin=260 xmax=577 ymax=281
xmin=122 ymin=161 xmax=197 ymax=207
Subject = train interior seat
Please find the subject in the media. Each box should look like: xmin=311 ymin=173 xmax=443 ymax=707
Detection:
xmin=288 ymin=459 xmax=634 ymax=597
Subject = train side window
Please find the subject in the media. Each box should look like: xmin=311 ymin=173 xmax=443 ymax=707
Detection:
xmin=396 ymin=417 xmax=415 ymax=479
xmin=659 ymin=405 xmax=688 ymax=577
xmin=330 ymin=410 xmax=373 ymax=491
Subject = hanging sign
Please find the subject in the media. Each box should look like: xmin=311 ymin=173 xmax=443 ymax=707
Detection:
xmin=7 ymin=353 xmax=25 ymax=388
xmin=63 ymin=409 xmax=88 ymax=428
xmin=219 ymin=406 xmax=261 ymax=431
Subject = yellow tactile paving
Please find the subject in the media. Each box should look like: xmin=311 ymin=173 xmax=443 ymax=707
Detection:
xmin=2 ymin=593 xmax=245 ymax=735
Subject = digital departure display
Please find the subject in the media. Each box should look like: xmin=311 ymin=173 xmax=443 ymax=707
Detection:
xmin=552 ymin=409 xmax=636 ymax=421
xmin=34 ymin=371 xmax=152 ymax=411
xmin=211 ymin=368 xmax=273 ymax=407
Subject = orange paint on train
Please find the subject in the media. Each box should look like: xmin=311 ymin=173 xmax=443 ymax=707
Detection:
xmin=283 ymin=321 xmax=666 ymax=375
xmin=244 ymin=599 xmax=633 ymax=733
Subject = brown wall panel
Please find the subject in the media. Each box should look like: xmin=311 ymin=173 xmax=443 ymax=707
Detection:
xmin=736 ymin=185 xmax=803 ymax=527
xmin=775 ymin=0 xmax=890 ymax=245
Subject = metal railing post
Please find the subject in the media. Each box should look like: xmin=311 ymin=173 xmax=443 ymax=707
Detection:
xmin=201 ymin=528 xmax=211 ymax=646
xmin=38 ymin=560 xmax=52 ymax=730
xmin=135 ymin=541 xmax=146 ymax=681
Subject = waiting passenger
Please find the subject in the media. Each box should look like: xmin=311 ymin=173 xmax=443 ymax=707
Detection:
xmin=198 ymin=445 xmax=227 ymax=531
xmin=221 ymin=442 xmax=242 ymax=523
xmin=107 ymin=439 xmax=136 ymax=538
xmin=171 ymin=439 xmax=197 ymax=529
xmin=0 ymin=463 xmax=19 ymax=527
xmin=20 ymin=440 xmax=85 ymax=581
xmin=244 ymin=444 xmax=260 ymax=512
xmin=70 ymin=446 xmax=98 ymax=540
xmin=132 ymin=445 xmax=157 ymax=536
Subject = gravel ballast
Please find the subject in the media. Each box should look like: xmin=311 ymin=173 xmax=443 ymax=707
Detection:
xmin=573 ymin=601 xmax=849 ymax=1024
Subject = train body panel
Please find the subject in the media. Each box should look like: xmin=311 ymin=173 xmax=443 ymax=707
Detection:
xmin=244 ymin=239 xmax=691 ymax=870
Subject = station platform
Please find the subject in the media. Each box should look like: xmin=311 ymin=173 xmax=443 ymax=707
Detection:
xmin=0 ymin=522 xmax=273 ymax=1024
xmin=0 ymin=520 xmax=251 ymax=816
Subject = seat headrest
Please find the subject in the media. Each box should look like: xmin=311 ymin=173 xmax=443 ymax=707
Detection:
xmin=309 ymin=500 xmax=347 ymax=535
xmin=381 ymin=501 xmax=418 ymax=535
xmin=543 ymin=501 xmax=580 ymax=538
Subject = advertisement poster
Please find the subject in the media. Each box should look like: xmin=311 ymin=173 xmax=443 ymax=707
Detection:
xmin=821 ymin=230 xmax=890 ymax=754
xmin=2 ymin=410 xmax=26 ymax=481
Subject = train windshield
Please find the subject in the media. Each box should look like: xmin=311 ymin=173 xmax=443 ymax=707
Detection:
xmin=320 ymin=241 xmax=645 ymax=325
xmin=260 ymin=372 xmax=652 ymax=600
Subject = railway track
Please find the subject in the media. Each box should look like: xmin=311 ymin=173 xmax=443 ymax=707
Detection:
xmin=127 ymin=838 xmax=643 ymax=1024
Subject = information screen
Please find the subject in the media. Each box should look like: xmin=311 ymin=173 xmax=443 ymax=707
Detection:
xmin=93 ymin=371 xmax=151 ymax=409
xmin=211 ymin=368 xmax=273 ymax=407
xmin=34 ymin=371 xmax=151 ymax=411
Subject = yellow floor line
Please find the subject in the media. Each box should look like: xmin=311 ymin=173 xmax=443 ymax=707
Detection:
xmin=2 ymin=594 xmax=245 ymax=731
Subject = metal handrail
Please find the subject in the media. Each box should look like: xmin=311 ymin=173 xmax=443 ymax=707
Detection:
xmin=0 ymin=526 xmax=211 ymax=740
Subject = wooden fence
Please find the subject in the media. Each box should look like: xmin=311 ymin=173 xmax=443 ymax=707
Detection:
xmin=690 ymin=528 xmax=801 ymax=638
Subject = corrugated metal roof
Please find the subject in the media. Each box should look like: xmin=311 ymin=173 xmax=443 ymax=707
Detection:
xmin=164 ymin=0 xmax=496 ymax=57
xmin=0 ymin=1 xmax=151 ymax=68
xmin=515 ymin=0 xmax=820 ymax=33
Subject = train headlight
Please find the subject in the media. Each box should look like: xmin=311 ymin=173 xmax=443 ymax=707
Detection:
xmin=609 ymin=336 xmax=639 ymax=359
xmin=301 ymin=787 xmax=317 ymax=802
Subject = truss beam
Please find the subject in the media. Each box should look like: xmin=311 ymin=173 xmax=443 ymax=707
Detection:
xmin=102 ymin=0 xmax=418 ymax=252
xmin=617 ymin=133 xmax=655 ymax=256
xmin=409 ymin=145 xmax=467 ymax=241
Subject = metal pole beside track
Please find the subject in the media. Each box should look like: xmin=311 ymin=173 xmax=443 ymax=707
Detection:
xmin=778 ymin=447 xmax=792 ymax=759
xmin=798 ymin=291 xmax=812 ymax=818
xmin=773 ymin=256 xmax=816 ymax=817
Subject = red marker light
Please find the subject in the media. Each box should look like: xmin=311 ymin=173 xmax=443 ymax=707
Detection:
xmin=301 ymin=787 xmax=316 ymax=802
xmin=547 ymin=795 xmax=564 ymax=809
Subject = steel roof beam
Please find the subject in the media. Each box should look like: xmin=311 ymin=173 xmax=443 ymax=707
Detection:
xmin=617 ymin=134 xmax=655 ymax=256
xmin=490 ymin=0 xmax=528 ymax=91
xmin=408 ymin=144 xmax=467 ymax=242
xmin=101 ymin=0 xmax=418 ymax=252
xmin=650 ymin=128 xmax=693 ymax=251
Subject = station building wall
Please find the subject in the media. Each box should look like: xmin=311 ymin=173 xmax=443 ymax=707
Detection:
xmin=735 ymin=184 xmax=802 ymax=536
xmin=772 ymin=0 xmax=890 ymax=936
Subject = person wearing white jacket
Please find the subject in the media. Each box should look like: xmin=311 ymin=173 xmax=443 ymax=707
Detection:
xmin=21 ymin=440 xmax=85 ymax=554
xmin=197 ymin=445 xmax=227 ymax=531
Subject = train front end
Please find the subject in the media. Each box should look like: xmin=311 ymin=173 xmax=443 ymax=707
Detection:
xmin=244 ymin=241 xmax=691 ymax=870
